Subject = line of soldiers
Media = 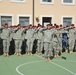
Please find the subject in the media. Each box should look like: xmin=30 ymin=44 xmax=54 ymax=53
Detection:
xmin=0 ymin=23 xmax=76 ymax=61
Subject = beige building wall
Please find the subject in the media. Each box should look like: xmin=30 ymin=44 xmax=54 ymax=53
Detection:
xmin=35 ymin=0 xmax=76 ymax=26
xmin=0 ymin=0 xmax=76 ymax=26
xmin=0 ymin=0 xmax=32 ymax=25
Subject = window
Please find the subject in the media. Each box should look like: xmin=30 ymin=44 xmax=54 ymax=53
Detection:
xmin=63 ymin=0 xmax=72 ymax=3
xmin=63 ymin=18 xmax=72 ymax=26
xmin=11 ymin=0 xmax=25 ymax=3
xmin=42 ymin=0 xmax=52 ymax=2
xmin=42 ymin=17 xmax=52 ymax=26
xmin=19 ymin=17 xmax=30 ymax=26
xmin=62 ymin=0 xmax=75 ymax=5
xmin=1 ymin=16 xmax=12 ymax=26
xmin=41 ymin=0 xmax=54 ymax=4
xmin=40 ymin=15 xmax=54 ymax=26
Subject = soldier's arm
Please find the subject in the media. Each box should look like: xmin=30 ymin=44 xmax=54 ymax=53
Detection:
xmin=39 ymin=28 xmax=47 ymax=32
xmin=24 ymin=28 xmax=29 ymax=34
xmin=9 ymin=29 xmax=12 ymax=41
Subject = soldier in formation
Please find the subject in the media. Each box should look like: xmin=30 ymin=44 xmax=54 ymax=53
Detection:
xmin=0 ymin=23 xmax=76 ymax=61
xmin=1 ymin=23 xmax=11 ymax=56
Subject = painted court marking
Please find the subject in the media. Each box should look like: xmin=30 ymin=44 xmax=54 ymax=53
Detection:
xmin=16 ymin=60 xmax=43 ymax=75
xmin=54 ymin=60 xmax=76 ymax=62
xmin=35 ymin=54 xmax=76 ymax=75
xmin=16 ymin=54 xmax=76 ymax=75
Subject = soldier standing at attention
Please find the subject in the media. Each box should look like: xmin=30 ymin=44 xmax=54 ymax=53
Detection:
xmin=1 ymin=23 xmax=11 ymax=56
xmin=43 ymin=24 xmax=54 ymax=61
xmin=68 ymin=24 xmax=76 ymax=54
xmin=58 ymin=24 xmax=64 ymax=54
xmin=13 ymin=24 xmax=25 ymax=56
xmin=52 ymin=25 xmax=60 ymax=58
xmin=36 ymin=24 xmax=44 ymax=55
xmin=25 ymin=24 xmax=35 ymax=56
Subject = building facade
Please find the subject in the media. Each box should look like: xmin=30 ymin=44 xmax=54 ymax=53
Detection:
xmin=0 ymin=0 xmax=76 ymax=27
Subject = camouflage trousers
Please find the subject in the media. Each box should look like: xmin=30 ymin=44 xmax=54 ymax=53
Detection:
xmin=15 ymin=40 xmax=22 ymax=52
xmin=3 ymin=39 xmax=10 ymax=52
xmin=44 ymin=42 xmax=52 ymax=58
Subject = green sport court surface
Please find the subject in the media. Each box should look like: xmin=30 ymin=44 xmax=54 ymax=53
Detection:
xmin=0 ymin=53 xmax=76 ymax=75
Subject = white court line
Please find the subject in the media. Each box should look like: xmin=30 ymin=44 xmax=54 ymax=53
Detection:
xmin=54 ymin=60 xmax=76 ymax=62
xmin=16 ymin=60 xmax=43 ymax=75
xmin=35 ymin=54 xmax=76 ymax=75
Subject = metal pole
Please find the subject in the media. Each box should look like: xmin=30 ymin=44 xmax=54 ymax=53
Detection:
xmin=32 ymin=0 xmax=34 ymax=26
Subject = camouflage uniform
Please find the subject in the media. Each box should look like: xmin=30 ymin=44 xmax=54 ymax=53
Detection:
xmin=13 ymin=27 xmax=25 ymax=56
xmin=68 ymin=27 xmax=76 ymax=53
xmin=1 ymin=27 xmax=11 ymax=56
xmin=25 ymin=27 xmax=35 ymax=55
xmin=52 ymin=27 xmax=60 ymax=57
xmin=36 ymin=27 xmax=44 ymax=54
xmin=43 ymin=24 xmax=54 ymax=61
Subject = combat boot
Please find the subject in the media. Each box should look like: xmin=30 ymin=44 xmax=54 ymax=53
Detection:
xmin=69 ymin=51 xmax=73 ymax=54
xmin=30 ymin=52 xmax=32 ymax=56
xmin=3 ymin=52 xmax=6 ymax=57
xmin=6 ymin=52 xmax=9 ymax=57
xmin=18 ymin=52 xmax=22 ymax=56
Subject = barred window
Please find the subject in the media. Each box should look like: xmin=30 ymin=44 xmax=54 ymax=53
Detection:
xmin=11 ymin=0 xmax=25 ymax=2
xmin=63 ymin=0 xmax=73 ymax=3
xmin=19 ymin=17 xmax=30 ymax=26
xmin=1 ymin=16 xmax=12 ymax=26
xmin=42 ymin=0 xmax=52 ymax=2
xmin=41 ymin=0 xmax=54 ymax=4
xmin=63 ymin=18 xmax=72 ymax=26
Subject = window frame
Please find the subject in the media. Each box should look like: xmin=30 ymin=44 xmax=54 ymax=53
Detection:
xmin=40 ymin=0 xmax=54 ymax=5
xmin=0 ymin=14 xmax=14 ymax=27
xmin=61 ymin=16 xmax=74 ymax=26
xmin=17 ymin=14 xmax=32 ymax=26
xmin=61 ymin=0 xmax=75 ymax=5
xmin=11 ymin=0 xmax=26 ymax=3
xmin=40 ymin=15 xmax=54 ymax=25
